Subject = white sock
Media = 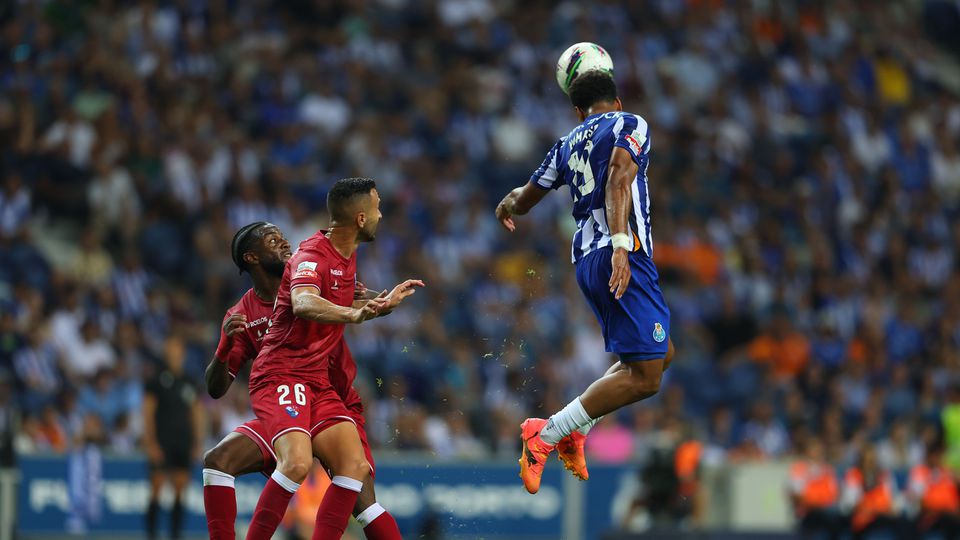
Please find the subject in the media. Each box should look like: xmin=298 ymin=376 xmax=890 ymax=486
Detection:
xmin=202 ymin=468 xmax=235 ymax=488
xmin=540 ymin=397 xmax=594 ymax=445
xmin=356 ymin=503 xmax=386 ymax=528
xmin=577 ymin=416 xmax=603 ymax=436
xmin=331 ymin=475 xmax=363 ymax=493
xmin=271 ymin=470 xmax=301 ymax=493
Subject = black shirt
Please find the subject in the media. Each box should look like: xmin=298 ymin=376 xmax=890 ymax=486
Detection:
xmin=145 ymin=370 xmax=196 ymax=449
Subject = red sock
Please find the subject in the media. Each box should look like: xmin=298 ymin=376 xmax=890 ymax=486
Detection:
xmin=203 ymin=469 xmax=237 ymax=540
xmin=311 ymin=476 xmax=362 ymax=540
xmin=358 ymin=503 xmax=402 ymax=540
xmin=245 ymin=471 xmax=300 ymax=540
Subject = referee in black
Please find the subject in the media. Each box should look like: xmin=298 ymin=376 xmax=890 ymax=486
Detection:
xmin=143 ymin=333 xmax=204 ymax=539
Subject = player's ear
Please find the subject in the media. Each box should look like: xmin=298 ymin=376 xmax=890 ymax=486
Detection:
xmin=615 ymin=97 xmax=623 ymax=111
xmin=575 ymin=106 xmax=587 ymax=122
xmin=356 ymin=211 xmax=366 ymax=229
xmin=243 ymin=251 xmax=258 ymax=267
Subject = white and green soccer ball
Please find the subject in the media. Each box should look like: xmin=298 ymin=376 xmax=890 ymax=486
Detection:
xmin=555 ymin=42 xmax=614 ymax=95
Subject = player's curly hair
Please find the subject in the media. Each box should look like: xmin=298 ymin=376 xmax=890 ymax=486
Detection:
xmin=327 ymin=177 xmax=377 ymax=221
xmin=569 ymin=71 xmax=618 ymax=112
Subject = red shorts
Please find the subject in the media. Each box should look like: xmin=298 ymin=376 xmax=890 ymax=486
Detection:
xmin=249 ymin=374 xmax=374 ymax=478
xmin=250 ymin=377 xmax=352 ymax=444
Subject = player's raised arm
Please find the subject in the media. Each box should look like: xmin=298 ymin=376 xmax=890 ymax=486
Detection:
xmin=292 ymin=285 xmax=386 ymax=324
xmin=495 ymin=183 xmax=550 ymax=232
xmin=496 ymin=138 xmax=566 ymax=231
xmin=205 ymin=312 xmax=246 ymax=398
xmin=605 ymin=146 xmax=639 ymax=300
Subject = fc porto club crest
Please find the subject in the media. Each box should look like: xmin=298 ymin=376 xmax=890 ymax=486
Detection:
xmin=652 ymin=322 xmax=666 ymax=343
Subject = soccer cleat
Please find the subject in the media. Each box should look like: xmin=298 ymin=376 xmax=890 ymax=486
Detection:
xmin=557 ymin=431 xmax=589 ymax=481
xmin=519 ymin=418 xmax=556 ymax=494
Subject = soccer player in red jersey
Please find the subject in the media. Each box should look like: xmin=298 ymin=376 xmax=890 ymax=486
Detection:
xmin=244 ymin=178 xmax=423 ymax=540
xmin=201 ymin=221 xmax=406 ymax=540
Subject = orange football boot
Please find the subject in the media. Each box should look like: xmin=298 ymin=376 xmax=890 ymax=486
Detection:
xmin=557 ymin=431 xmax=589 ymax=480
xmin=519 ymin=418 xmax=556 ymax=494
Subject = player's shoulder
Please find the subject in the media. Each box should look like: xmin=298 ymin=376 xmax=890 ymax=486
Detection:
xmin=224 ymin=290 xmax=253 ymax=319
xmin=290 ymin=233 xmax=330 ymax=261
xmin=240 ymin=287 xmax=274 ymax=314
xmin=601 ymin=111 xmax=648 ymax=130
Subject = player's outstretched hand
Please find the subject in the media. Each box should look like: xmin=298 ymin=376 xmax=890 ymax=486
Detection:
xmin=495 ymin=198 xmax=516 ymax=232
xmin=222 ymin=313 xmax=247 ymax=343
xmin=383 ymin=279 xmax=425 ymax=312
xmin=609 ymin=248 xmax=631 ymax=300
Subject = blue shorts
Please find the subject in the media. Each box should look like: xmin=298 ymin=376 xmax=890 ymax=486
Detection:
xmin=575 ymin=247 xmax=671 ymax=361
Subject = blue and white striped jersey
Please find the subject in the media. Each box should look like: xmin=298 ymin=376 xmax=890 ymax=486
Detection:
xmin=530 ymin=111 xmax=652 ymax=264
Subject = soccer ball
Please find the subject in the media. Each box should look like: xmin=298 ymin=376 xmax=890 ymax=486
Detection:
xmin=555 ymin=42 xmax=614 ymax=95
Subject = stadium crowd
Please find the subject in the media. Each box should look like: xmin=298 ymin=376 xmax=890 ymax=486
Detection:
xmin=3 ymin=0 xmax=960 ymax=533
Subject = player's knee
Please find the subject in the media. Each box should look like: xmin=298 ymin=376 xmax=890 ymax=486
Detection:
xmin=338 ymin=458 xmax=371 ymax=482
xmin=202 ymin=446 xmax=230 ymax=474
xmin=626 ymin=376 xmax=661 ymax=402
xmin=278 ymin=458 xmax=311 ymax=483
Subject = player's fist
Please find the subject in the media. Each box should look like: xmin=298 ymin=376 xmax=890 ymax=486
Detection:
xmin=222 ymin=313 xmax=247 ymax=342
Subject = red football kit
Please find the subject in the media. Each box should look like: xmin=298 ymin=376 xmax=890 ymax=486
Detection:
xmin=214 ymin=232 xmax=373 ymax=475
xmin=247 ymin=231 xmax=373 ymax=473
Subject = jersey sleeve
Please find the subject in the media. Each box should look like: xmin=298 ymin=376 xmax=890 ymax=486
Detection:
xmin=529 ymin=137 xmax=566 ymax=190
xmin=289 ymin=252 xmax=326 ymax=293
xmin=612 ymin=114 xmax=650 ymax=167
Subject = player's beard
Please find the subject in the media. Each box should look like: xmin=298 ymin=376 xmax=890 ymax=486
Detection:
xmin=262 ymin=256 xmax=286 ymax=277
xmin=358 ymin=222 xmax=378 ymax=242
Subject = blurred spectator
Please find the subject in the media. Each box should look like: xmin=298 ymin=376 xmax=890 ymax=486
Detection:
xmin=78 ymin=368 xmax=125 ymax=429
xmin=112 ymin=252 xmax=151 ymax=321
xmin=748 ymin=312 xmax=811 ymax=382
xmin=0 ymin=172 xmax=29 ymax=242
xmin=87 ymin=154 xmax=140 ymax=237
xmin=741 ymin=401 xmax=790 ymax=458
xmin=908 ymin=442 xmax=960 ymax=539
xmin=69 ymin=229 xmax=114 ymax=288
xmin=12 ymin=327 xmax=61 ymax=410
xmin=66 ymin=414 xmax=104 ymax=535
xmin=66 ymin=320 xmax=115 ymax=380
xmin=876 ymin=420 xmax=925 ymax=475
xmin=841 ymin=446 xmax=902 ymax=539
xmin=789 ymin=437 xmax=842 ymax=540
